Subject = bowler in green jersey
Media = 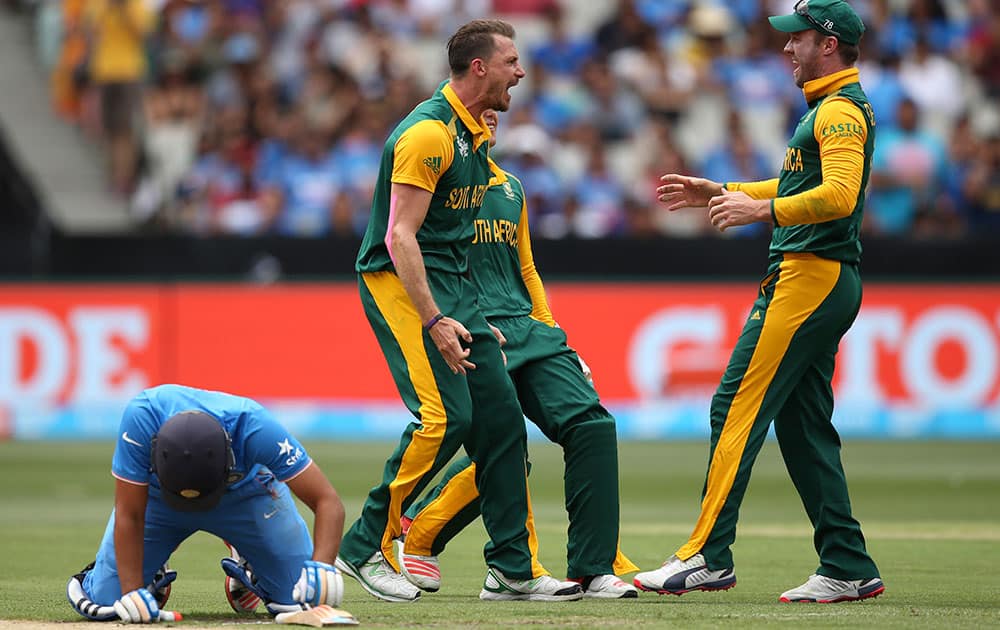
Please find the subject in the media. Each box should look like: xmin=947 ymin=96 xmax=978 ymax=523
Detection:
xmin=634 ymin=0 xmax=884 ymax=604
xmin=340 ymin=19 xmax=584 ymax=604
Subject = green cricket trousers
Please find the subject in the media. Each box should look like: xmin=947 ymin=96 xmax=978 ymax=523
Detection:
xmin=676 ymin=253 xmax=880 ymax=580
xmin=402 ymin=316 xmax=638 ymax=579
xmin=339 ymin=270 xmax=534 ymax=578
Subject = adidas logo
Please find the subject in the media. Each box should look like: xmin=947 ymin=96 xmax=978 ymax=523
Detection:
xmin=423 ymin=156 xmax=442 ymax=174
xmin=750 ymin=310 xmax=761 ymax=321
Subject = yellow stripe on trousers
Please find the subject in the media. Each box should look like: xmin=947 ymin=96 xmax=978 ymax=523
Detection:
xmin=406 ymin=462 xmax=549 ymax=577
xmin=675 ymin=254 xmax=841 ymax=561
xmin=362 ymin=271 xmax=450 ymax=570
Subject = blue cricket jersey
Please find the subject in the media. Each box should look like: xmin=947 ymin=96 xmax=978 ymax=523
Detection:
xmin=111 ymin=384 xmax=311 ymax=491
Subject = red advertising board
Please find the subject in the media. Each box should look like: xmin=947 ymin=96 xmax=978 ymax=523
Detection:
xmin=1 ymin=283 xmax=998 ymax=408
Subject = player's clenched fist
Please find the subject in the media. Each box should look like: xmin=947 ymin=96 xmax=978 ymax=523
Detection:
xmin=113 ymin=588 xmax=181 ymax=623
xmin=293 ymin=560 xmax=344 ymax=607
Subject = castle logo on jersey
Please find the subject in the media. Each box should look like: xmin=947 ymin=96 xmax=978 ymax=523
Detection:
xmin=820 ymin=121 xmax=865 ymax=138
xmin=423 ymin=156 xmax=442 ymax=174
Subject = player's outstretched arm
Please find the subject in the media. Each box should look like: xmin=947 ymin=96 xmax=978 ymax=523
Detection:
xmin=657 ymin=174 xmax=724 ymax=211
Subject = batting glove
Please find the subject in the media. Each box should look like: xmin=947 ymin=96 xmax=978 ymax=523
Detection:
xmin=293 ymin=560 xmax=343 ymax=607
xmin=113 ymin=588 xmax=182 ymax=623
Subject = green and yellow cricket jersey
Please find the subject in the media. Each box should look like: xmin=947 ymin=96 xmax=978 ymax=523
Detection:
xmin=727 ymin=68 xmax=875 ymax=264
xmin=469 ymin=159 xmax=556 ymax=325
xmin=356 ymin=81 xmax=493 ymax=275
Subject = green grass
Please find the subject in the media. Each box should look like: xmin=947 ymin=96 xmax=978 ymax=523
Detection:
xmin=1 ymin=440 xmax=999 ymax=628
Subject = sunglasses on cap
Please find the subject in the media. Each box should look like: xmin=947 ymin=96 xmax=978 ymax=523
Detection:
xmin=794 ymin=0 xmax=841 ymax=38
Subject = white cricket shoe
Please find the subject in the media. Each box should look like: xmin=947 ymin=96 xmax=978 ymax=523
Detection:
xmin=335 ymin=552 xmax=420 ymax=603
xmin=394 ymin=539 xmax=441 ymax=592
xmin=479 ymin=567 xmax=584 ymax=601
xmin=633 ymin=554 xmax=736 ymax=595
xmin=576 ymin=574 xmax=639 ymax=599
xmin=780 ymin=574 xmax=885 ymax=603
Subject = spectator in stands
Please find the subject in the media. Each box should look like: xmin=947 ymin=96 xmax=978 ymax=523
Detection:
xmin=630 ymin=119 xmax=706 ymax=238
xmin=564 ymin=129 xmax=628 ymax=238
xmin=964 ymin=0 xmax=1000 ymax=98
xmin=50 ymin=0 xmax=90 ymax=122
xmin=898 ymin=35 xmax=964 ymax=136
xmin=35 ymin=0 xmax=996 ymax=240
xmin=699 ymin=110 xmax=771 ymax=238
xmin=259 ymin=115 xmax=344 ymax=237
xmin=131 ymin=54 xmax=205 ymax=226
xmin=530 ymin=3 xmax=595 ymax=79
xmin=331 ymin=106 xmax=384 ymax=236
xmin=961 ymin=134 xmax=1000 ymax=231
xmin=157 ymin=0 xmax=224 ymax=77
xmin=867 ymin=98 xmax=948 ymax=236
xmin=610 ymin=25 xmax=695 ymax=124
xmin=859 ymin=52 xmax=907 ymax=129
xmin=577 ymin=57 xmax=645 ymax=143
xmin=594 ymin=0 xmax=653 ymax=57
xmin=497 ymin=115 xmax=565 ymax=226
xmin=83 ymin=0 xmax=155 ymax=196
xmin=175 ymin=105 xmax=263 ymax=235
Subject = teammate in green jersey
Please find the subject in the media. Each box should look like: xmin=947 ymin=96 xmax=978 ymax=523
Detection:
xmin=340 ymin=19 xmax=583 ymax=603
xmin=634 ymin=0 xmax=884 ymax=604
xmin=394 ymin=110 xmax=639 ymax=600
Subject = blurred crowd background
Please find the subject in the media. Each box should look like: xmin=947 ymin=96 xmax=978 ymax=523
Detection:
xmin=21 ymin=0 xmax=1000 ymax=240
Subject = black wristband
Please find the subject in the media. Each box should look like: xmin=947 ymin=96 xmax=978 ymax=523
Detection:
xmin=423 ymin=312 xmax=445 ymax=330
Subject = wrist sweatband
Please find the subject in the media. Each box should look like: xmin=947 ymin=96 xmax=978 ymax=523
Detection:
xmin=424 ymin=313 xmax=445 ymax=330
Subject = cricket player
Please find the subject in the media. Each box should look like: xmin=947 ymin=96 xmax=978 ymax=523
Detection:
xmin=634 ymin=0 xmax=884 ymax=603
xmin=396 ymin=110 xmax=639 ymax=599
xmin=339 ymin=19 xmax=583 ymax=603
xmin=66 ymin=384 xmax=346 ymax=622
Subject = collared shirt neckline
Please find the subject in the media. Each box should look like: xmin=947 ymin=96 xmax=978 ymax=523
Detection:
xmin=803 ymin=67 xmax=860 ymax=104
xmin=441 ymin=81 xmax=492 ymax=150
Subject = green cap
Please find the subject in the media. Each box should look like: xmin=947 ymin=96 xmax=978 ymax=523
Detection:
xmin=769 ymin=0 xmax=865 ymax=46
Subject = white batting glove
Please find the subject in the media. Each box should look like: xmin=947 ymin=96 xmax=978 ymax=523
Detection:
xmin=578 ymin=355 xmax=593 ymax=385
xmin=114 ymin=588 xmax=182 ymax=623
xmin=292 ymin=560 xmax=343 ymax=607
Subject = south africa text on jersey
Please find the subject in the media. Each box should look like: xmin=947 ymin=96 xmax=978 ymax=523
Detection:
xmin=445 ymin=184 xmax=489 ymax=210
xmin=782 ymin=146 xmax=804 ymax=172
xmin=472 ymin=218 xmax=518 ymax=246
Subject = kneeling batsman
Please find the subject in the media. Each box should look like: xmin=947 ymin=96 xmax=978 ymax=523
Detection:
xmin=65 ymin=384 xmax=348 ymax=623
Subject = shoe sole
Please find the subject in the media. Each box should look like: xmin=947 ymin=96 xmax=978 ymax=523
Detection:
xmin=479 ymin=590 xmax=585 ymax=602
xmin=634 ymin=578 xmax=737 ymax=596
xmin=583 ymin=591 xmax=639 ymax=599
xmin=584 ymin=589 xmax=639 ymax=599
xmin=335 ymin=557 xmax=420 ymax=603
xmin=780 ymin=584 xmax=886 ymax=604
xmin=393 ymin=539 xmax=441 ymax=593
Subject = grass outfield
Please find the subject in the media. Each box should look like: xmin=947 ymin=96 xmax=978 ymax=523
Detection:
xmin=1 ymin=440 xmax=998 ymax=628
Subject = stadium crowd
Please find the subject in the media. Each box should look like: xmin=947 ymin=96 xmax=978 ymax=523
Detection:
xmin=31 ymin=0 xmax=1000 ymax=239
